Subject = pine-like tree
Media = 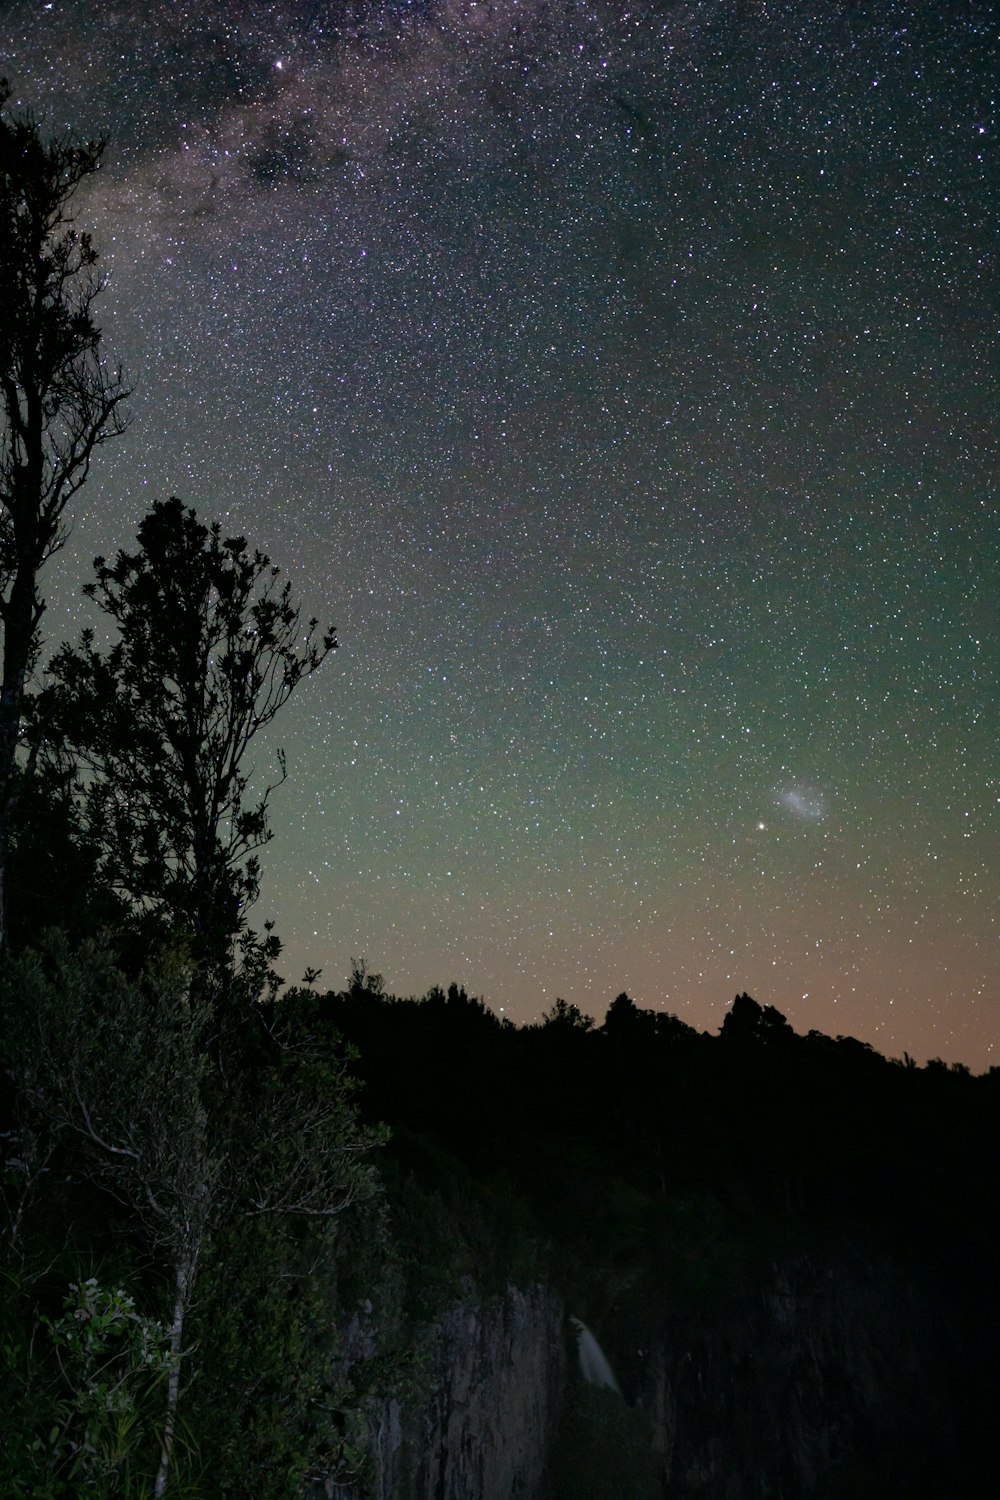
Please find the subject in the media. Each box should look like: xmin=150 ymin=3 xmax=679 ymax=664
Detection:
xmin=40 ymin=496 xmax=335 ymax=977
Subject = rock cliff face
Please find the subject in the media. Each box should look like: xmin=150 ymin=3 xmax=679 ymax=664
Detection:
xmin=341 ymin=1283 xmax=565 ymax=1500
xmin=327 ymin=1251 xmax=984 ymax=1500
xmin=618 ymin=1252 xmax=971 ymax=1500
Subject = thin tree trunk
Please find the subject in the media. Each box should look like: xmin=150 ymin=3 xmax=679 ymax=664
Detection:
xmin=155 ymin=1242 xmax=198 ymax=1498
xmin=0 ymin=561 xmax=39 ymax=953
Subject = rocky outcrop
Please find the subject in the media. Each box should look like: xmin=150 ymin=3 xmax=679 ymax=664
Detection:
xmin=407 ymin=1284 xmax=565 ymax=1500
xmin=325 ymin=1283 xmax=565 ymax=1500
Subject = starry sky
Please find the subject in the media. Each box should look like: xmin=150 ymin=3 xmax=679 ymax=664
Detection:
xmin=4 ymin=0 xmax=997 ymax=1067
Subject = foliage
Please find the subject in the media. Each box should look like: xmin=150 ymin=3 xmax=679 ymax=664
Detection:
xmin=2 ymin=937 xmax=383 ymax=1497
xmin=38 ymin=1278 xmax=169 ymax=1492
xmin=186 ymin=1215 xmax=359 ymax=1497
xmin=4 ymin=750 xmax=124 ymax=951
xmin=0 ymin=1264 xmax=170 ymax=1498
xmin=4 ymin=932 xmax=217 ymax=1260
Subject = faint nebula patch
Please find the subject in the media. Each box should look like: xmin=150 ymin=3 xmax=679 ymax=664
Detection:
xmin=776 ymin=785 xmax=826 ymax=821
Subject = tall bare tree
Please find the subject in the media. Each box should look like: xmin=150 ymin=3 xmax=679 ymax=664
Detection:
xmin=0 ymin=80 xmax=129 ymax=948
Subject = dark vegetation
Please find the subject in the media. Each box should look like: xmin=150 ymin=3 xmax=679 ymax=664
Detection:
xmin=2 ymin=84 xmax=997 ymax=1500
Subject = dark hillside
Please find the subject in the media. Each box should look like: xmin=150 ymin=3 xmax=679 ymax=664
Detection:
xmin=298 ymin=982 xmax=999 ymax=1499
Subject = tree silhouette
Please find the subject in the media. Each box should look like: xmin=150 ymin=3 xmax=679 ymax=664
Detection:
xmin=39 ymin=496 xmax=335 ymax=976
xmin=541 ymin=996 xmax=595 ymax=1030
xmin=0 ymin=80 xmax=129 ymax=947
xmin=720 ymin=991 xmax=794 ymax=1044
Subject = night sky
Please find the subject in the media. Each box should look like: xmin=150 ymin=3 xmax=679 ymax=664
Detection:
xmin=5 ymin=1 xmax=997 ymax=1067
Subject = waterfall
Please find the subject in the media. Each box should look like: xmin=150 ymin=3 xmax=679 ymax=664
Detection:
xmin=569 ymin=1316 xmax=621 ymax=1395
